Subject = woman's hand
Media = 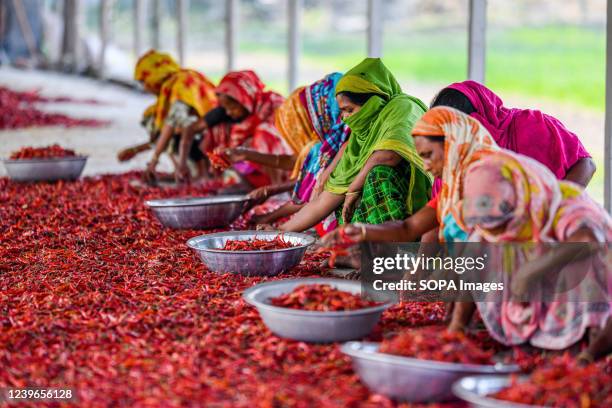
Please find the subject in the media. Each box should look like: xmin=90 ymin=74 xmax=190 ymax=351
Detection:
xmin=224 ymin=147 xmax=248 ymax=163
xmin=341 ymin=192 xmax=361 ymax=224
xmin=117 ymin=147 xmax=138 ymax=162
xmin=321 ymin=224 xmax=366 ymax=248
xmin=247 ymin=186 xmax=270 ymax=206
xmin=312 ymin=172 xmax=330 ymax=201
xmin=174 ymin=163 xmax=190 ymax=184
xmin=255 ymin=223 xmax=276 ymax=231
xmin=144 ymin=159 xmax=158 ymax=184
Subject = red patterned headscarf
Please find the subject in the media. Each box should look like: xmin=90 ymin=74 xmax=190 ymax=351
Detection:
xmin=204 ymin=70 xmax=289 ymax=187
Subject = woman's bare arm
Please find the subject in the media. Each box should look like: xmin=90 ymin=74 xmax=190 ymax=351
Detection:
xmin=565 ymin=157 xmax=596 ymax=187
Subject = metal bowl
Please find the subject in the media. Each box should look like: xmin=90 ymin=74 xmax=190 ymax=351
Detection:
xmin=453 ymin=375 xmax=540 ymax=408
xmin=187 ymin=231 xmax=315 ymax=276
xmin=243 ymin=278 xmax=393 ymax=342
xmin=3 ymin=156 xmax=87 ymax=182
xmin=341 ymin=342 xmax=519 ymax=403
xmin=146 ymin=195 xmax=250 ymax=229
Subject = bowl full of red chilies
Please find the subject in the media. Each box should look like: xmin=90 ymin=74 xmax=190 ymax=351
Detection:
xmin=243 ymin=278 xmax=393 ymax=343
xmin=453 ymin=356 xmax=612 ymax=408
xmin=187 ymin=230 xmax=315 ymax=276
xmin=341 ymin=326 xmax=519 ymax=403
xmin=3 ymin=144 xmax=87 ymax=182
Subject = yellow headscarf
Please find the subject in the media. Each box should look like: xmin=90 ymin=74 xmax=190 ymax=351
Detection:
xmin=274 ymin=87 xmax=319 ymax=178
xmin=134 ymin=50 xmax=217 ymax=130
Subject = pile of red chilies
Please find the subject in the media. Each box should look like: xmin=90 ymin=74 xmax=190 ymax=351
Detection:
xmin=0 ymin=86 xmax=108 ymax=130
xmin=207 ymin=151 xmax=231 ymax=171
xmin=270 ymin=284 xmax=379 ymax=312
xmin=9 ymin=144 xmax=77 ymax=160
xmin=222 ymin=236 xmax=296 ymax=251
xmin=0 ymin=172 xmax=603 ymax=406
xmin=493 ymin=356 xmax=612 ymax=407
xmin=379 ymin=326 xmax=495 ymax=365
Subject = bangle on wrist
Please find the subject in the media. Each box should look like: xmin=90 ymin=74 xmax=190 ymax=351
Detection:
xmin=346 ymin=190 xmax=361 ymax=196
xmin=355 ymin=222 xmax=367 ymax=240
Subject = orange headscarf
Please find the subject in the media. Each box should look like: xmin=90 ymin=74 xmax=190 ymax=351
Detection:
xmin=134 ymin=50 xmax=217 ymax=130
xmin=412 ymin=106 xmax=499 ymax=240
xmin=275 ymin=87 xmax=319 ymax=178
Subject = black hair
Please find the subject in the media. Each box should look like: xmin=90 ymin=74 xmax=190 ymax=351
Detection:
xmin=430 ymin=88 xmax=476 ymax=114
xmin=337 ymin=91 xmax=379 ymax=106
xmin=423 ymin=136 xmax=445 ymax=143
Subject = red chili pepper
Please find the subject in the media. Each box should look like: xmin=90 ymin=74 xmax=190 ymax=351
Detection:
xmin=9 ymin=144 xmax=78 ymax=159
xmin=0 ymin=86 xmax=108 ymax=130
xmin=492 ymin=356 xmax=612 ymax=407
xmin=338 ymin=227 xmax=358 ymax=247
xmin=221 ymin=236 xmax=296 ymax=251
xmin=207 ymin=152 xmax=231 ymax=171
xmin=315 ymin=246 xmax=349 ymax=268
xmin=0 ymin=171 xmax=595 ymax=405
xmin=379 ymin=326 xmax=494 ymax=365
xmin=270 ymin=284 xmax=379 ymax=311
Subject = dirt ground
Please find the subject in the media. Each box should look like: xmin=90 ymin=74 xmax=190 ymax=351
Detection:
xmin=0 ymin=65 xmax=605 ymax=202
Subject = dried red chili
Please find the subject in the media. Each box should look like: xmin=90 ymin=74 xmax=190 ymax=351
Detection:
xmin=338 ymin=227 xmax=358 ymax=247
xmin=0 ymin=86 xmax=108 ymax=130
xmin=270 ymin=284 xmax=379 ymax=311
xmin=315 ymin=247 xmax=349 ymax=268
xmin=0 ymin=86 xmax=104 ymax=105
xmin=379 ymin=326 xmax=494 ymax=365
xmin=0 ymin=171 xmax=594 ymax=406
xmin=221 ymin=236 xmax=296 ymax=251
xmin=492 ymin=356 xmax=612 ymax=407
xmin=207 ymin=152 xmax=231 ymax=171
xmin=9 ymin=144 xmax=78 ymax=160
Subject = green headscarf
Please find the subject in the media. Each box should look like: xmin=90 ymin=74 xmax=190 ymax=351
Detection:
xmin=325 ymin=58 xmax=432 ymax=213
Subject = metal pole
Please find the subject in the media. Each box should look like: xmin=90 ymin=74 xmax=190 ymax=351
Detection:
xmin=225 ymin=0 xmax=238 ymax=72
xmin=367 ymin=0 xmax=382 ymax=57
xmin=151 ymin=0 xmax=161 ymax=50
xmin=133 ymin=0 xmax=145 ymax=57
xmin=98 ymin=0 xmax=112 ymax=78
xmin=467 ymin=0 xmax=487 ymax=83
xmin=605 ymin=0 xmax=612 ymax=211
xmin=177 ymin=0 xmax=187 ymax=65
xmin=288 ymin=0 xmax=302 ymax=91
xmin=61 ymin=0 xmax=80 ymax=71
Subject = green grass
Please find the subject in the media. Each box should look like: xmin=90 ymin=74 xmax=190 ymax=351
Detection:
xmin=241 ymin=24 xmax=605 ymax=111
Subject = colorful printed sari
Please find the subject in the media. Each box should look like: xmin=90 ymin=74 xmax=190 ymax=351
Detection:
xmin=203 ymin=70 xmax=290 ymax=187
xmin=326 ymin=58 xmax=432 ymax=216
xmin=418 ymin=107 xmax=611 ymax=350
xmin=134 ymin=50 xmax=217 ymax=131
xmin=278 ymin=73 xmax=350 ymax=204
xmin=460 ymin=154 xmax=611 ymax=350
